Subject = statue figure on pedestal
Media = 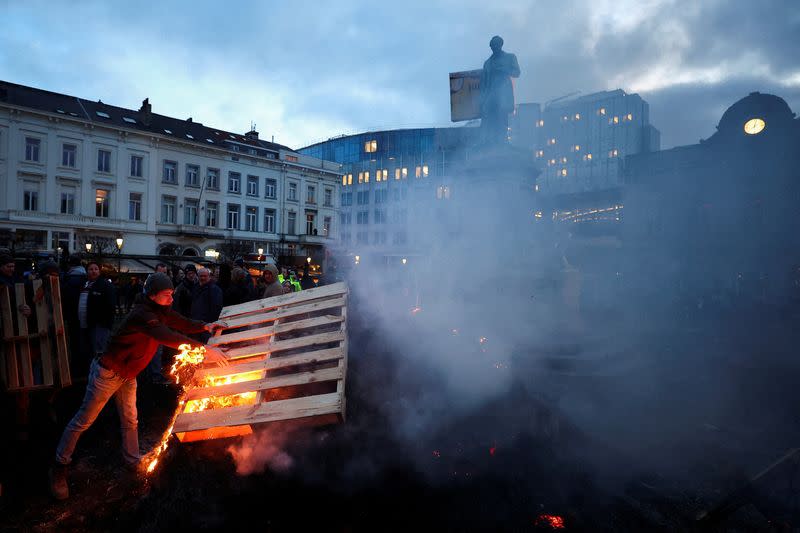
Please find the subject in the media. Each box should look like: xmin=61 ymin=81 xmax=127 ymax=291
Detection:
xmin=480 ymin=35 xmax=520 ymax=145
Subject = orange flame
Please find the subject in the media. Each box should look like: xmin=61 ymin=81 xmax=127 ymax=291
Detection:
xmin=535 ymin=514 xmax=565 ymax=529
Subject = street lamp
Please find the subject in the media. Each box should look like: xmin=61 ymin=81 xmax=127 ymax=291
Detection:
xmin=402 ymin=258 xmax=407 ymax=265
xmin=116 ymin=237 xmax=124 ymax=273
xmin=258 ymin=247 xmax=264 ymax=258
xmin=306 ymin=256 xmax=311 ymax=264
xmin=85 ymin=242 xmax=92 ymax=253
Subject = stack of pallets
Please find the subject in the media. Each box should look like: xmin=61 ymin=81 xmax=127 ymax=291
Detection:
xmin=1 ymin=278 xmax=71 ymax=391
xmin=172 ymin=282 xmax=348 ymax=442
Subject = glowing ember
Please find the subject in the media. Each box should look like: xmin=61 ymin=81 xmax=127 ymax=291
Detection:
xmin=183 ymin=370 xmax=263 ymax=413
xmin=535 ymin=514 xmax=565 ymax=529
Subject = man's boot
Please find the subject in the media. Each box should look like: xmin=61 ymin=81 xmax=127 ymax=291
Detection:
xmin=48 ymin=462 xmax=69 ymax=500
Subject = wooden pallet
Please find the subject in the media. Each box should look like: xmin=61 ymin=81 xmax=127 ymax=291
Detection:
xmin=172 ymin=282 xmax=348 ymax=442
xmin=0 ymin=278 xmax=71 ymax=391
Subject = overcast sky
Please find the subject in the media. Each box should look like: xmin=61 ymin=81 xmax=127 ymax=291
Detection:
xmin=2 ymin=0 xmax=798 ymax=150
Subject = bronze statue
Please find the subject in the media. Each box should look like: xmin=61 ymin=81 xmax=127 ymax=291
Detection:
xmin=480 ymin=36 xmax=520 ymax=145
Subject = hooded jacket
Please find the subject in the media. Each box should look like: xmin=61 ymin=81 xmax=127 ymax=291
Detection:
xmin=99 ymin=293 xmax=206 ymax=379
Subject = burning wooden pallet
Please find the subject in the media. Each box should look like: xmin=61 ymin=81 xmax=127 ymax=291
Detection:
xmin=171 ymin=282 xmax=348 ymax=443
xmin=0 ymin=279 xmax=71 ymax=391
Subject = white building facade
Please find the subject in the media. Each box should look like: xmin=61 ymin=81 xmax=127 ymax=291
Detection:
xmin=0 ymin=81 xmax=341 ymax=265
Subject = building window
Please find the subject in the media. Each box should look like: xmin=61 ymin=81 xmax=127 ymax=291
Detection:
xmin=610 ymin=116 xmax=619 ymax=125
xmin=572 ymin=145 xmax=580 ymax=152
xmin=357 ymin=210 xmax=369 ymax=224
xmin=186 ymin=165 xmax=200 ymax=187
xmin=307 ymin=185 xmax=316 ymax=204
xmin=245 ymin=206 xmax=258 ymax=232
xmin=341 ymin=192 xmax=353 ymax=206
xmin=306 ymin=213 xmax=315 ymax=235
xmin=323 ymin=216 xmax=331 ymax=237
xmin=94 ymin=189 xmax=109 ymax=217
xmin=547 ymin=138 xmax=556 ymax=146
xmin=340 ymin=212 xmax=352 ymax=225
xmin=206 ymin=201 xmax=218 ymax=227
xmin=574 ymin=113 xmax=581 ymax=120
xmin=228 ymin=172 xmax=241 ymax=193
xmin=163 ymin=160 xmax=177 ymax=183
xmin=129 ymin=193 xmax=142 ymax=220
xmin=25 ymin=137 xmax=41 ymax=162
xmin=98 ymin=150 xmax=111 ymax=173
xmin=23 ymin=185 xmax=39 ymax=211
xmin=374 ymin=209 xmax=387 ymax=224
xmin=130 ymin=155 xmax=143 ymax=177
xmin=285 ymin=154 xmax=298 ymax=162
xmin=598 ymin=107 xmax=606 ymax=115
xmin=535 ymin=150 xmax=544 ymax=158
xmin=247 ymin=175 xmax=259 ymax=196
xmin=395 ymin=167 xmax=408 ymax=180
xmin=184 ymin=198 xmax=199 ymax=225
xmin=287 ymin=182 xmax=297 ymax=201
xmin=60 ymin=189 xmax=76 ymax=214
xmin=207 ymin=168 xmax=220 ymax=190
xmin=62 ymin=144 xmax=77 ymax=167
xmin=375 ymin=189 xmax=387 ymax=204
xmin=264 ymin=209 xmax=276 ymax=233
xmin=346 ymin=173 xmax=353 ymax=185
xmin=324 ymin=188 xmax=333 ymax=207
xmin=227 ymin=204 xmax=240 ymax=229
xmin=342 ymin=175 xmax=347 ymax=186
xmin=583 ymin=153 xmax=593 ymax=161
xmin=375 ymin=169 xmax=388 ymax=182
xmin=536 ymin=119 xmax=544 ymax=127
xmin=287 ymin=211 xmax=296 ymax=235
xmin=356 ymin=191 xmax=369 ymax=205
xmin=560 ymin=168 xmax=568 ymax=177
xmin=364 ymin=140 xmax=377 ymax=153
xmin=560 ymin=156 xmax=568 ymax=164
xmin=436 ymin=186 xmax=451 ymax=200
xmin=415 ymin=165 xmax=429 ymax=178
xmin=161 ymin=195 xmax=176 ymax=223
xmin=373 ymin=231 xmax=387 ymax=245
xmin=356 ymin=231 xmax=368 ymax=244
xmin=265 ymin=178 xmax=276 ymax=199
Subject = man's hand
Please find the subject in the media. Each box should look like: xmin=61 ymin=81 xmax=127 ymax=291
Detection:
xmin=18 ymin=304 xmax=31 ymax=317
xmin=203 ymin=346 xmax=229 ymax=367
xmin=203 ymin=321 xmax=227 ymax=334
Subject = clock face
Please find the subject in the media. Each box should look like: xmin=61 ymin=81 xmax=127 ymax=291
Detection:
xmin=743 ymin=117 xmax=766 ymax=135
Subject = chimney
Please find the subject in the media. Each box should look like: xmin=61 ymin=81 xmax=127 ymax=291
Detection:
xmin=245 ymin=126 xmax=259 ymax=141
xmin=139 ymin=98 xmax=152 ymax=126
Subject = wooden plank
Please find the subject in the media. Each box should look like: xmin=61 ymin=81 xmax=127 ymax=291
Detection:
xmin=220 ymin=296 xmax=346 ymax=330
xmin=224 ymin=330 xmax=345 ymax=360
xmin=49 ymin=277 xmax=71 ymax=387
xmin=194 ymin=346 xmax=344 ymax=380
xmin=219 ymin=282 xmax=347 ymax=319
xmin=0 ymin=286 xmax=19 ymax=389
xmin=210 ymin=314 xmax=344 ymax=346
xmin=337 ymin=300 xmax=348 ymax=421
xmin=175 ymin=424 xmax=253 ymax=443
xmin=184 ymin=365 xmax=344 ymax=400
xmin=173 ymin=392 xmax=342 ymax=433
xmin=32 ymin=279 xmax=54 ymax=387
xmin=15 ymin=284 xmax=34 ymax=388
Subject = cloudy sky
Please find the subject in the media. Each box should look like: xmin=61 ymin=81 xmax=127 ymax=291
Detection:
xmin=2 ymin=0 xmax=798 ymax=149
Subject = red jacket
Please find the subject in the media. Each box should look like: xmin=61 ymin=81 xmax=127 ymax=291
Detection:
xmin=100 ymin=294 xmax=206 ymax=379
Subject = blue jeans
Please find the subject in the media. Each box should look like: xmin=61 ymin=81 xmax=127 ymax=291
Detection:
xmin=55 ymin=358 xmax=139 ymax=465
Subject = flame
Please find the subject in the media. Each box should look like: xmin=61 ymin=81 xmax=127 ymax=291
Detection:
xmin=182 ymin=370 xmax=263 ymax=413
xmin=535 ymin=514 xmax=565 ymax=529
xmin=143 ymin=344 xmax=206 ymax=475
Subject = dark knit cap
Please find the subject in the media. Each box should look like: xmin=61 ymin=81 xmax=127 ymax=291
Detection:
xmin=144 ymin=272 xmax=174 ymax=295
xmin=184 ymin=264 xmax=197 ymax=273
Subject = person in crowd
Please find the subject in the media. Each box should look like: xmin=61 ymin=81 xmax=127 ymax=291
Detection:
xmin=190 ymin=267 xmax=224 ymax=343
xmin=0 ymin=254 xmax=19 ymax=291
xmin=172 ymin=265 xmax=199 ymax=317
xmin=146 ymin=265 xmax=169 ymax=384
xmin=300 ymin=267 xmax=315 ymax=291
xmin=78 ymin=262 xmax=115 ymax=371
xmin=48 ymin=272 xmax=228 ymax=500
xmin=233 ymin=258 xmax=255 ymax=299
xmin=288 ymin=271 xmax=302 ymax=292
xmin=154 ymin=263 xmax=168 ymax=275
xmin=125 ymin=276 xmax=142 ymax=312
xmin=61 ymin=255 xmax=88 ymax=368
xmin=261 ymin=264 xmax=289 ymax=298
xmin=224 ymin=267 xmax=252 ymax=306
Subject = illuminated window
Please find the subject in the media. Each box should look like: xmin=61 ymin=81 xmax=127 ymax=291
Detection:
xmin=626 ymin=113 xmax=633 ymax=121
xmin=284 ymin=154 xmax=298 ymax=162
xmin=536 ymin=119 xmax=544 ymax=127
xmin=572 ymin=145 xmax=580 ymax=152
xmin=364 ymin=171 xmax=370 ymax=183
xmin=346 ymin=174 xmax=353 ymax=185
xmin=547 ymin=158 xmax=556 ymax=166
xmin=583 ymin=153 xmax=593 ymax=161
xmin=436 ymin=186 xmax=451 ymax=200
xmin=376 ymin=169 xmax=387 ymax=181
xmin=364 ymin=140 xmax=377 ymax=153
xmin=610 ymin=116 xmax=619 ymax=124
xmin=598 ymin=107 xmax=606 ymax=115
xmin=342 ymin=175 xmax=347 ymax=186
xmin=609 ymin=149 xmax=618 ymax=157
xmin=562 ymin=115 xmax=569 ymax=122
xmin=535 ymin=184 xmax=540 ymax=192
xmin=574 ymin=113 xmax=581 ymax=120
xmin=535 ymin=150 xmax=544 ymax=158
xmin=395 ymin=167 xmax=408 ymax=180
xmin=560 ymin=156 xmax=567 ymax=164
xmin=547 ymin=138 xmax=556 ymax=146
xmin=415 ymin=165 xmax=428 ymax=178
xmin=358 ymin=172 xmax=364 ymax=184
xmin=560 ymin=168 xmax=568 ymax=177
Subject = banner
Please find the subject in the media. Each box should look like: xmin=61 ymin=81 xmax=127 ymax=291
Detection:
xmin=449 ymin=70 xmax=482 ymax=122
